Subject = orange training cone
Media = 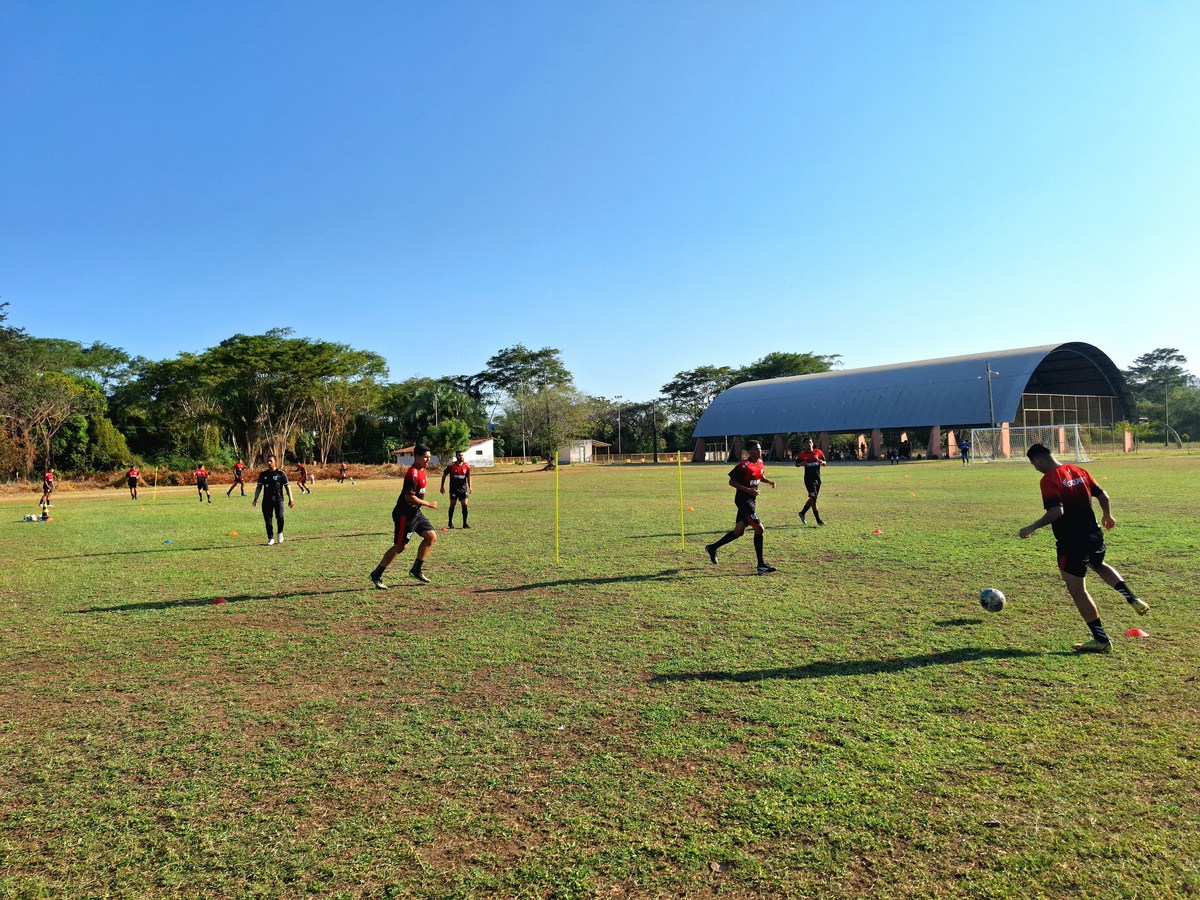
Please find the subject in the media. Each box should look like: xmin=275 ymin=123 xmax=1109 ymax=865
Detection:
xmin=1125 ymin=627 xmax=1148 ymax=637
xmin=872 ymin=529 xmax=884 ymax=535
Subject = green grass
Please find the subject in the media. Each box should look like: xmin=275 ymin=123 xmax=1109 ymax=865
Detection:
xmin=2 ymin=458 xmax=1198 ymax=898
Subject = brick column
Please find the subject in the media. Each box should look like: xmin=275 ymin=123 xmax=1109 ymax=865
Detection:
xmin=870 ymin=428 xmax=883 ymax=460
xmin=928 ymin=425 xmax=942 ymax=459
xmin=729 ymin=436 xmax=743 ymax=462
xmin=819 ymin=431 xmax=831 ymax=454
xmin=692 ymin=437 xmax=706 ymax=463
xmin=771 ymin=433 xmax=786 ymax=461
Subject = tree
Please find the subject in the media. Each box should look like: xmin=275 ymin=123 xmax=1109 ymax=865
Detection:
xmin=424 ymin=419 xmax=472 ymax=464
xmin=480 ymin=345 xmax=575 ymax=458
xmin=1124 ymin=348 xmax=1190 ymax=403
xmin=660 ymin=366 xmax=735 ymax=423
xmin=732 ymin=351 xmax=842 ymax=385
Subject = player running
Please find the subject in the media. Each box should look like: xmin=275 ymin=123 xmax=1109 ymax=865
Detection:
xmin=1018 ymin=443 xmax=1148 ymax=653
xmin=39 ymin=469 xmax=54 ymax=511
xmin=296 ymin=462 xmax=313 ymax=495
xmin=794 ymin=436 xmax=827 ymax=526
xmin=704 ymin=439 xmax=777 ymax=575
xmin=338 ymin=461 xmax=350 ymax=484
xmin=252 ymin=455 xmax=294 ymax=545
xmin=194 ymin=465 xmax=212 ymax=503
xmin=370 ymin=444 xmax=439 ymax=588
xmin=126 ymin=465 xmax=140 ymax=499
xmin=440 ymin=449 xmax=472 ymax=528
xmin=226 ymin=459 xmax=247 ymax=497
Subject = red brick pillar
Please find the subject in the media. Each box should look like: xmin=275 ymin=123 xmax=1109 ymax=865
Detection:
xmin=692 ymin=437 xmax=706 ymax=463
xmin=771 ymin=433 xmax=786 ymax=461
xmin=729 ymin=436 xmax=743 ymax=462
xmin=819 ymin=432 xmax=831 ymax=455
xmin=870 ymin=428 xmax=883 ymax=460
xmin=928 ymin=425 xmax=942 ymax=459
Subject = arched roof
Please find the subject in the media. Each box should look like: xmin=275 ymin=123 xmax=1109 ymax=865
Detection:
xmin=692 ymin=343 xmax=1134 ymax=437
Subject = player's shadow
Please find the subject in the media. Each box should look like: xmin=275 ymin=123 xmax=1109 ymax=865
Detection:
xmin=651 ymin=647 xmax=1040 ymax=683
xmin=41 ymin=532 xmax=383 ymax=561
xmin=484 ymin=569 xmax=683 ymax=592
xmin=71 ymin=587 xmax=363 ymax=614
xmin=933 ymin=617 xmax=985 ymax=627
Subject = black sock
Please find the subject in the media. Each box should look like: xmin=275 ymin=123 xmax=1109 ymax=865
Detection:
xmin=754 ymin=533 xmax=765 ymax=567
xmin=1113 ymin=581 xmax=1138 ymax=603
xmin=449 ymin=512 xmax=454 ymax=527
xmin=711 ymin=531 xmax=738 ymax=550
xmin=411 ymin=558 xmax=423 ymax=573
xmin=800 ymin=500 xmax=812 ymax=515
xmin=1086 ymin=618 xmax=1110 ymax=643
xmin=462 ymin=507 xmax=468 ymax=526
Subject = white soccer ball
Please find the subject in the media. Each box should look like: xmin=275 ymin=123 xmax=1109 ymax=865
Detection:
xmin=979 ymin=588 xmax=1006 ymax=613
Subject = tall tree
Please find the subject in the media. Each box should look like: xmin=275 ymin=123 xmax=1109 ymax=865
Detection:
xmin=660 ymin=365 xmax=735 ymax=423
xmin=732 ymin=351 xmax=841 ymax=385
xmin=1124 ymin=348 xmax=1190 ymax=403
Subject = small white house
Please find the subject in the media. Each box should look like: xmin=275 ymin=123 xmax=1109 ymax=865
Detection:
xmin=394 ymin=437 xmax=495 ymax=468
xmin=557 ymin=439 xmax=611 ymax=465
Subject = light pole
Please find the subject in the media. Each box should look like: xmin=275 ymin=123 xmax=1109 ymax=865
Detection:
xmin=985 ymin=360 xmax=997 ymax=428
xmin=614 ymin=395 xmax=623 ymax=456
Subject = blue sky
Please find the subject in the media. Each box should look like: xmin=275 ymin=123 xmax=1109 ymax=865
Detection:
xmin=3 ymin=1 xmax=1198 ymax=400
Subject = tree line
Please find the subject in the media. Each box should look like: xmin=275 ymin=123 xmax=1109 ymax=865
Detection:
xmin=1 ymin=302 xmax=1194 ymax=475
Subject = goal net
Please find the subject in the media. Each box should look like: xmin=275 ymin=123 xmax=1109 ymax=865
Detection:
xmin=968 ymin=424 xmax=1090 ymax=463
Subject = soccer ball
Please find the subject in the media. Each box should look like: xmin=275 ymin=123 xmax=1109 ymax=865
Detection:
xmin=979 ymin=588 xmax=1006 ymax=613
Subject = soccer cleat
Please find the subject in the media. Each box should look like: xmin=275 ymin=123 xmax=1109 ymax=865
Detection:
xmin=370 ymin=570 xmax=388 ymax=590
xmin=816 ymin=518 xmax=825 ymax=526
xmin=410 ymin=567 xmax=431 ymax=584
xmin=1073 ymin=639 xmax=1113 ymax=654
xmin=1129 ymin=598 xmax=1150 ymax=616
xmin=757 ymin=565 xmax=778 ymax=575
xmin=462 ymin=523 xmax=471 ymax=529
xmin=267 ymin=538 xmax=276 ymax=546
xmin=705 ymin=544 xmax=718 ymax=564
xmin=798 ymin=512 xmax=807 ymax=525
xmin=447 ymin=524 xmax=455 ymax=529
xmin=277 ymin=534 xmax=284 ymax=543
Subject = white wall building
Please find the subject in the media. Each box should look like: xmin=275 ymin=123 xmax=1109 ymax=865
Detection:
xmin=395 ymin=437 xmax=495 ymax=468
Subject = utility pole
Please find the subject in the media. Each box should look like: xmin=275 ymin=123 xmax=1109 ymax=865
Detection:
xmin=985 ymin=360 xmax=996 ymax=428
xmin=651 ymin=400 xmax=659 ymax=464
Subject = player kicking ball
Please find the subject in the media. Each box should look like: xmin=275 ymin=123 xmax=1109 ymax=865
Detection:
xmin=1018 ymin=443 xmax=1148 ymax=653
xmin=370 ymin=444 xmax=439 ymax=588
xmin=705 ymin=439 xmax=777 ymax=575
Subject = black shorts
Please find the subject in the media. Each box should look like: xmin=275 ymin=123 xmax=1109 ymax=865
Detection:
xmin=449 ymin=489 xmax=469 ymax=501
xmin=804 ymin=477 xmax=821 ymax=499
xmin=127 ymin=478 xmax=137 ymax=488
xmin=1056 ymin=534 xmax=1106 ymax=578
xmin=734 ymin=499 xmax=760 ymax=527
xmin=196 ymin=478 xmax=208 ymax=490
xmin=393 ymin=508 xmax=433 ymax=550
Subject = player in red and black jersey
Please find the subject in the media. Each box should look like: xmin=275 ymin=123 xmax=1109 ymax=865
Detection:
xmin=370 ymin=444 xmax=439 ymax=588
xmin=194 ymin=465 xmax=212 ymax=503
xmin=440 ymin=450 xmax=473 ymax=528
xmin=794 ymin=436 xmax=827 ymax=526
xmin=39 ymin=469 xmax=54 ymax=510
xmin=704 ymin=440 xmax=777 ymax=575
xmin=338 ymin=461 xmax=349 ymax=484
xmin=1019 ymin=443 xmax=1148 ymax=653
xmin=227 ymin=460 xmax=246 ymax=497
xmin=126 ymin=466 xmax=140 ymax=499
xmin=296 ymin=462 xmax=312 ymax=494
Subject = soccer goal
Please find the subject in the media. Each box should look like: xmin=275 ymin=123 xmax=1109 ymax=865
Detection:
xmin=968 ymin=424 xmax=1090 ymax=463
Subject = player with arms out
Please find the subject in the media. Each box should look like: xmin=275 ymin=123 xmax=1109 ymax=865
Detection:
xmin=1018 ymin=443 xmax=1148 ymax=653
xmin=227 ymin=459 xmax=247 ymax=497
xmin=794 ymin=436 xmax=827 ymax=526
xmin=440 ymin=449 xmax=473 ymax=528
xmin=126 ymin=465 xmax=140 ymax=499
xmin=705 ymin=439 xmax=778 ymax=575
xmin=370 ymin=444 xmax=439 ymax=588
xmin=252 ymin=455 xmax=294 ymax=545
xmin=194 ymin=464 xmax=212 ymax=504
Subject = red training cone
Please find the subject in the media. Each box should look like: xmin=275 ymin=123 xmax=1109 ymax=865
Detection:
xmin=872 ymin=529 xmax=884 ymax=535
xmin=1125 ymin=627 xmax=1148 ymax=637
xmin=213 ymin=597 xmax=227 ymax=605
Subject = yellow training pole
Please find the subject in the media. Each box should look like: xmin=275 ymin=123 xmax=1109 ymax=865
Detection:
xmin=677 ymin=450 xmax=685 ymax=549
xmin=554 ymin=454 xmax=561 ymax=565
xmin=152 ymin=466 xmax=158 ymax=502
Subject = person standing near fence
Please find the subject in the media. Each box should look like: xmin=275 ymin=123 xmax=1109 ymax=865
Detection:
xmin=252 ymin=455 xmax=294 ymax=545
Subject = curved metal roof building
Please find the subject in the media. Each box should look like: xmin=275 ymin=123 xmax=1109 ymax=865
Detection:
xmin=692 ymin=342 xmax=1134 ymax=437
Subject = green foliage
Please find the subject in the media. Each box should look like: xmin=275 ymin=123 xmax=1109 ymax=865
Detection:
xmin=1123 ymin=348 xmax=1190 ymax=402
xmin=423 ymin=418 xmax=472 ymax=462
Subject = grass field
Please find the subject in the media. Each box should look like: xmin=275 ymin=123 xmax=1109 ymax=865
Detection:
xmin=2 ymin=457 xmax=1198 ymax=899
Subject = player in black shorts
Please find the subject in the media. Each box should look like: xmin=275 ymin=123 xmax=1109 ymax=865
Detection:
xmin=1019 ymin=443 xmax=1148 ymax=653
xmin=227 ymin=460 xmax=246 ymax=497
xmin=252 ymin=455 xmax=295 ymax=545
xmin=370 ymin=444 xmax=439 ymax=588
xmin=296 ymin=462 xmax=312 ymax=495
xmin=794 ymin=436 xmax=827 ymax=525
xmin=704 ymin=440 xmax=777 ymax=575
xmin=194 ymin=465 xmax=212 ymax=503
xmin=126 ymin=466 xmax=140 ymax=499
xmin=440 ymin=450 xmax=472 ymax=528
xmin=39 ymin=469 xmax=54 ymax=511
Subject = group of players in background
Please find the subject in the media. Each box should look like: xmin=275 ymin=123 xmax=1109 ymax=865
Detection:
xmin=36 ymin=430 xmax=1148 ymax=653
